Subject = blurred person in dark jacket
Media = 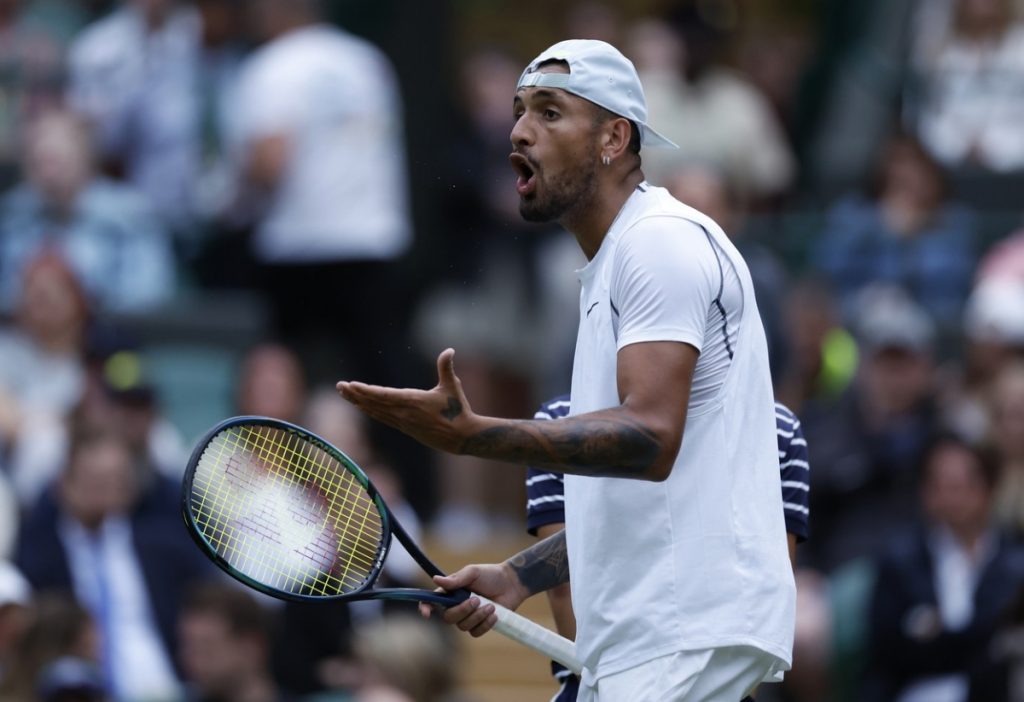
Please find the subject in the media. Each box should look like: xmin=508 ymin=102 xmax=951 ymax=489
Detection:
xmin=801 ymin=286 xmax=939 ymax=572
xmin=15 ymin=422 xmax=214 ymax=700
xmin=861 ymin=434 xmax=1024 ymax=702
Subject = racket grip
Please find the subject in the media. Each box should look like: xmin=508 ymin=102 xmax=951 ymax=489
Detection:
xmin=476 ymin=595 xmax=583 ymax=675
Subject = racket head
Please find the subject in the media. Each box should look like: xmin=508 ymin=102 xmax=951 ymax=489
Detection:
xmin=182 ymin=416 xmax=393 ymax=602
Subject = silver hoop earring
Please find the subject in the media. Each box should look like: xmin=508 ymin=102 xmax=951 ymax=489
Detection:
xmin=602 ymin=155 xmax=611 ymax=166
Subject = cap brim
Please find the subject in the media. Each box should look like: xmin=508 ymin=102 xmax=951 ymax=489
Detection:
xmin=641 ymin=125 xmax=678 ymax=149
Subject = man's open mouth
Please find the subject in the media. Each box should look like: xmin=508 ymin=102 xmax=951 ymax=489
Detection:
xmin=509 ymin=152 xmax=537 ymax=196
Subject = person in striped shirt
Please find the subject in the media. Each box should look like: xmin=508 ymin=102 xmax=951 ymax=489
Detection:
xmin=525 ymin=395 xmax=811 ymax=702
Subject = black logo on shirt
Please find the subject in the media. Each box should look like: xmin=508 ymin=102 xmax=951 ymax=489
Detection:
xmin=586 ymin=301 xmax=600 ymax=317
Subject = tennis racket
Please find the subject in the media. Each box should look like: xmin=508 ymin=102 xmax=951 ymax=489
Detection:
xmin=181 ymin=415 xmax=581 ymax=674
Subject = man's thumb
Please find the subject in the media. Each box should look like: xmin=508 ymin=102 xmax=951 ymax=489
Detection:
xmin=432 ymin=571 xmax=466 ymax=591
xmin=437 ymin=348 xmax=457 ymax=386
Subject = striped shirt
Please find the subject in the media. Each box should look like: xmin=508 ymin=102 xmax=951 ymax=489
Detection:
xmin=525 ymin=397 xmax=810 ymax=540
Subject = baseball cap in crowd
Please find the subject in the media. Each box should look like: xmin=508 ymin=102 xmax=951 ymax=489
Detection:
xmin=964 ymin=277 xmax=1024 ymax=346
xmin=854 ymin=285 xmax=936 ymax=355
xmin=517 ymin=39 xmax=678 ymax=149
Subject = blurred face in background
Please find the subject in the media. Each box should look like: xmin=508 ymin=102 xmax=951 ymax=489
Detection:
xmin=17 ymin=257 xmax=89 ymax=350
xmin=922 ymin=442 xmax=994 ymax=536
xmin=60 ymin=435 xmax=137 ymax=530
xmin=24 ymin=112 xmax=93 ymax=212
xmin=880 ymin=138 xmax=944 ymax=211
xmin=236 ymin=344 xmax=307 ymax=422
xmin=861 ymin=346 xmax=934 ymax=416
xmin=179 ymin=610 xmax=260 ymax=695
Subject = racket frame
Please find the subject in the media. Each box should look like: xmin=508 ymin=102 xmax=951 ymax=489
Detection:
xmin=182 ymin=415 xmax=470 ymax=607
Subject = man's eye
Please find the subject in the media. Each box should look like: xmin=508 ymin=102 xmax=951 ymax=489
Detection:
xmin=544 ymin=109 xmax=559 ymax=120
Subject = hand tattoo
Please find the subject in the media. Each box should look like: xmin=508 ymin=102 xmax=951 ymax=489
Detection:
xmin=441 ymin=397 xmax=463 ymax=421
xmin=507 ymin=530 xmax=569 ymax=596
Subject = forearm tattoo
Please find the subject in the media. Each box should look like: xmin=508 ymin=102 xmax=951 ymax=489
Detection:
xmin=507 ymin=530 xmax=570 ymax=596
xmin=460 ymin=409 xmax=661 ymax=478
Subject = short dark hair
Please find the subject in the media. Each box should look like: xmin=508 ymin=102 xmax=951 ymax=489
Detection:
xmin=920 ymin=432 xmax=1001 ymax=491
xmin=183 ymin=583 xmax=271 ymax=638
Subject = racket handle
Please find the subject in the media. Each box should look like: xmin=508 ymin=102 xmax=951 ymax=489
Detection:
xmin=476 ymin=595 xmax=583 ymax=675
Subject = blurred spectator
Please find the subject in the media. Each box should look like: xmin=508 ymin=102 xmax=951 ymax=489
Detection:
xmin=0 ymin=254 xmax=89 ymax=505
xmin=227 ymin=0 xmax=412 ymax=384
xmin=7 ymin=340 xmax=188 ymax=510
xmin=94 ymin=348 xmax=188 ymax=482
xmin=178 ymin=582 xmax=281 ymax=702
xmin=349 ymin=615 xmax=462 ymax=702
xmin=908 ymin=0 xmax=1024 ymax=172
xmin=861 ymin=434 xmax=1024 ymax=702
xmin=0 ymin=593 xmax=101 ymax=701
xmin=940 ymin=277 xmax=1024 ymax=443
xmin=192 ymin=0 xmax=249 ymax=228
xmin=68 ymin=0 xmax=203 ymax=234
xmin=663 ymin=164 xmax=789 ymax=381
xmin=235 ymin=342 xmax=307 ymax=423
xmin=0 ymin=0 xmax=65 ymax=190
xmin=638 ymin=2 xmax=796 ymax=200
xmin=15 ymin=423 xmax=214 ymax=700
xmin=990 ymin=363 xmax=1024 ymax=537
xmin=812 ymin=133 xmax=977 ymax=327
xmin=801 ymin=286 xmax=939 ymax=571
xmin=0 ymin=108 xmax=176 ymax=314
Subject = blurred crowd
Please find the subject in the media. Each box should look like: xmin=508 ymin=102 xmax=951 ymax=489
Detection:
xmin=1 ymin=0 xmax=1024 ymax=700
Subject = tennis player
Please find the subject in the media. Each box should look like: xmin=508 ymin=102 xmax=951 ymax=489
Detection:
xmin=526 ymin=395 xmax=811 ymax=701
xmin=338 ymin=39 xmax=795 ymax=700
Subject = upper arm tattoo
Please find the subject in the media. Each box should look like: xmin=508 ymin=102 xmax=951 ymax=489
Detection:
xmin=507 ymin=529 xmax=569 ymax=595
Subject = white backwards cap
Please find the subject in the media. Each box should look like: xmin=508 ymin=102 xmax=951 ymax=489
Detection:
xmin=517 ymin=39 xmax=678 ymax=150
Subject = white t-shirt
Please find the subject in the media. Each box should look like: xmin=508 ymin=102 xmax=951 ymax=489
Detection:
xmin=564 ymin=183 xmax=795 ymax=681
xmin=230 ymin=24 xmax=411 ymax=262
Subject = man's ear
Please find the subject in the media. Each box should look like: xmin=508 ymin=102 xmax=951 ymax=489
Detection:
xmin=602 ymin=117 xmax=633 ymax=162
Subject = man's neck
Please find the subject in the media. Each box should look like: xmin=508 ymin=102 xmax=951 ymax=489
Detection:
xmin=564 ymin=168 xmax=645 ymax=260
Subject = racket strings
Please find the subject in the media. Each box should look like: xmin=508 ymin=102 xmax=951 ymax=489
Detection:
xmin=189 ymin=425 xmax=385 ymax=596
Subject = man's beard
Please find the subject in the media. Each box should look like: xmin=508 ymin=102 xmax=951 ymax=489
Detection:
xmin=519 ymin=156 xmax=598 ymax=223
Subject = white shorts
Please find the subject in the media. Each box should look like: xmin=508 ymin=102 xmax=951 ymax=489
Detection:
xmin=577 ymin=646 xmax=777 ymax=702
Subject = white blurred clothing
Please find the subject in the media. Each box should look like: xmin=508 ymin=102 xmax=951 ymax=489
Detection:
xmin=640 ymin=68 xmax=795 ymax=197
xmin=229 ymin=24 xmax=411 ymax=263
xmin=68 ymin=5 xmax=202 ymax=230
xmin=61 ymin=515 xmax=181 ymax=700
xmin=912 ymin=22 xmax=1024 ymax=171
